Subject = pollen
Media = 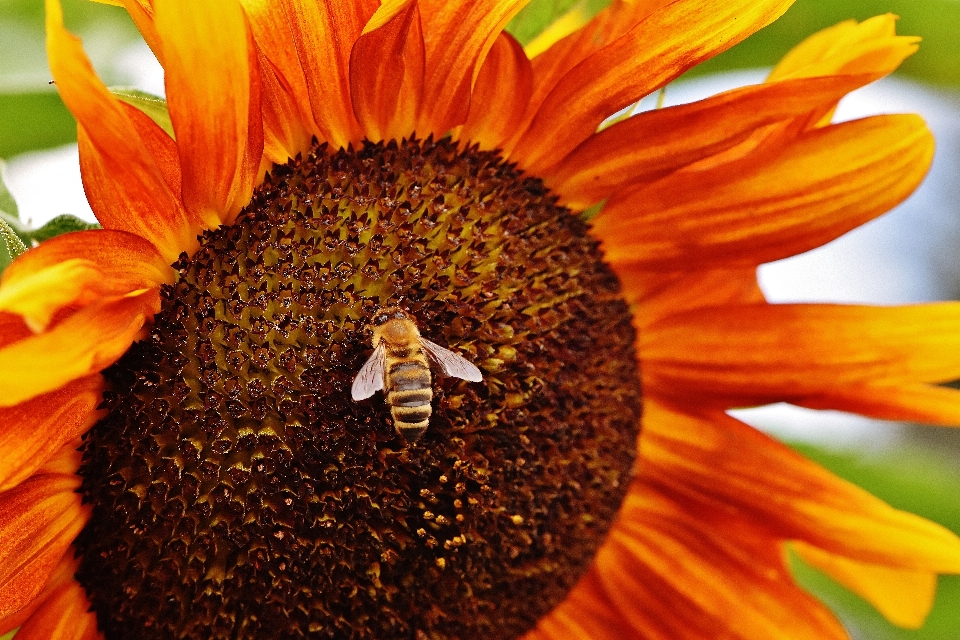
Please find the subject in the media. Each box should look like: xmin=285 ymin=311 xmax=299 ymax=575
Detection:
xmin=74 ymin=137 xmax=641 ymax=639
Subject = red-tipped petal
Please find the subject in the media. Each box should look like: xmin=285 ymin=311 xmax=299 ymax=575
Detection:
xmin=641 ymin=401 xmax=960 ymax=571
xmin=460 ymin=31 xmax=533 ymax=152
xmin=546 ymin=74 xmax=872 ymax=208
xmin=642 ymin=302 xmax=960 ymax=407
xmin=596 ymin=485 xmax=847 ymax=639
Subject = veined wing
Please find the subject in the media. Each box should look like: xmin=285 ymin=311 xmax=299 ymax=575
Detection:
xmin=352 ymin=343 xmax=387 ymax=400
xmin=420 ymin=339 xmax=482 ymax=382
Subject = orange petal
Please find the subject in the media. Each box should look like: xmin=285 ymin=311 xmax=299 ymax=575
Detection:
xmin=12 ymin=564 xmax=99 ymax=640
xmin=0 ymin=312 xmax=31 ymax=350
xmin=593 ymin=114 xmax=933 ymax=269
xmin=794 ymin=541 xmax=937 ymax=629
xmin=546 ymin=74 xmax=873 ymax=208
xmin=0 ymin=290 xmax=159 ymax=407
xmin=350 ymin=0 xmax=424 ymax=142
xmin=797 ymin=383 xmax=960 ymax=426
xmin=283 ymin=0 xmax=377 ymax=147
xmin=0 ymin=229 xmax=170 ymax=332
xmin=512 ymin=0 xmax=794 ymax=173
xmin=242 ymin=0 xmax=315 ymax=163
xmin=0 ymin=376 xmax=102 ymax=492
xmin=596 ymin=484 xmax=847 ymax=639
xmin=460 ymin=31 xmax=533 ymax=151
xmin=524 ymin=568 xmax=639 ymax=640
xmin=641 ymin=302 xmax=960 ymax=407
xmin=415 ymin=0 xmax=528 ymax=135
xmin=119 ymin=100 xmax=182 ymax=199
xmin=641 ymin=400 xmax=960 ymax=572
xmin=155 ymin=0 xmax=263 ymax=227
xmin=46 ymin=0 xmax=196 ymax=262
xmin=0 ymin=547 xmax=84 ymax=636
xmin=511 ymin=0 xmax=668 ymax=159
xmin=768 ymin=14 xmax=920 ymax=127
xmin=0 ymin=473 xmax=87 ymax=622
xmin=114 ymin=0 xmax=163 ymax=66
xmin=256 ymin=44 xmax=314 ymax=164
xmin=770 ymin=14 xmax=919 ymax=82
xmin=614 ymin=265 xmax=764 ymax=331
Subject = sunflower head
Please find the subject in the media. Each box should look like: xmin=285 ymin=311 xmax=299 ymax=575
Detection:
xmin=72 ymin=135 xmax=641 ymax=638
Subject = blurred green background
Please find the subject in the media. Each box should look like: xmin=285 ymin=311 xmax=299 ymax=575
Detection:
xmin=1 ymin=0 xmax=959 ymax=638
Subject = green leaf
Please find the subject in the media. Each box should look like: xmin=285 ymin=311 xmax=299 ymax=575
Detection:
xmin=0 ymin=215 xmax=28 ymax=272
xmin=0 ymin=160 xmax=19 ymax=218
xmin=111 ymin=87 xmax=175 ymax=139
xmin=24 ymin=214 xmax=101 ymax=243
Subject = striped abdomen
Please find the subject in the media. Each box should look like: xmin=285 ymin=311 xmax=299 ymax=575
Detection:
xmin=385 ymin=356 xmax=432 ymax=442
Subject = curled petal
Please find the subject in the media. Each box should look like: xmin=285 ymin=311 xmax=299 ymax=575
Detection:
xmin=460 ymin=31 xmax=533 ymax=152
xmin=641 ymin=302 xmax=960 ymax=407
xmin=155 ymin=0 xmax=263 ymax=227
xmin=512 ymin=0 xmax=794 ymax=172
xmin=641 ymin=401 xmax=960 ymax=572
xmin=0 ymin=290 xmax=159 ymax=407
xmin=592 ymin=115 xmax=933 ymax=269
xmin=0 ymin=230 xmax=170 ymax=332
xmin=0 ymin=376 xmax=102 ymax=492
xmin=0 ymin=473 xmax=87 ymax=622
xmin=794 ymin=541 xmax=936 ymax=629
xmin=116 ymin=0 xmax=163 ymax=65
xmin=770 ymin=14 xmax=919 ymax=82
xmin=46 ymin=0 xmax=196 ymax=262
xmin=350 ymin=0 xmax=424 ymax=142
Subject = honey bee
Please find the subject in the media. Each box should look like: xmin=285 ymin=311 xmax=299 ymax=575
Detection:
xmin=351 ymin=307 xmax=482 ymax=442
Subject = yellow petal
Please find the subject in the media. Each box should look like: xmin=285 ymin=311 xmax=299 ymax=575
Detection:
xmin=794 ymin=541 xmax=937 ymax=629
xmin=642 ymin=303 xmax=960 ymax=407
xmin=0 ymin=291 xmax=158 ymax=407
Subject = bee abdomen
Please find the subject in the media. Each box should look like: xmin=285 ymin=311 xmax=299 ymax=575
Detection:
xmin=388 ymin=361 xmax=430 ymax=391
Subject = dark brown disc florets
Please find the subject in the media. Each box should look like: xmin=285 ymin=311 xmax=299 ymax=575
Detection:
xmin=75 ymin=137 xmax=642 ymax=639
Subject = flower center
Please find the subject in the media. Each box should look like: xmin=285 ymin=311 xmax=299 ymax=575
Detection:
xmin=75 ymin=137 xmax=642 ymax=639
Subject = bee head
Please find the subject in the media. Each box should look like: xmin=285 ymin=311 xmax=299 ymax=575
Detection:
xmin=371 ymin=306 xmax=408 ymax=327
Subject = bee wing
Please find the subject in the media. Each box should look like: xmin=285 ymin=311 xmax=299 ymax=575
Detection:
xmin=420 ymin=339 xmax=483 ymax=382
xmin=351 ymin=343 xmax=387 ymax=400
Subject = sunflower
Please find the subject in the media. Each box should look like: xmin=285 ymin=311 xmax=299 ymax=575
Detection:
xmin=1 ymin=0 xmax=959 ymax=638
